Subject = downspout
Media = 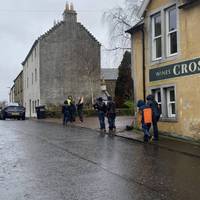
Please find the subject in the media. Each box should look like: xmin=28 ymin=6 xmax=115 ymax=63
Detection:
xmin=141 ymin=26 xmax=146 ymax=101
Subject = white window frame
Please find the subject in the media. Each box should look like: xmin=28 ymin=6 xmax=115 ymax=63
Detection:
xmin=166 ymin=6 xmax=178 ymax=57
xmin=152 ymin=12 xmax=162 ymax=61
xmin=166 ymin=87 xmax=176 ymax=118
xmin=150 ymin=85 xmax=176 ymax=120
xmin=154 ymin=89 xmax=162 ymax=117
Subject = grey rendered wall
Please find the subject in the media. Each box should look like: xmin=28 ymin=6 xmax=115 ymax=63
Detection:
xmin=39 ymin=21 xmax=101 ymax=106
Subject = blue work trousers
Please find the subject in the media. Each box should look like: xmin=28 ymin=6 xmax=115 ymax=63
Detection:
xmin=98 ymin=111 xmax=105 ymax=130
xmin=107 ymin=113 xmax=116 ymax=130
xmin=63 ymin=112 xmax=70 ymax=125
xmin=142 ymin=123 xmax=151 ymax=137
xmin=152 ymin=117 xmax=159 ymax=140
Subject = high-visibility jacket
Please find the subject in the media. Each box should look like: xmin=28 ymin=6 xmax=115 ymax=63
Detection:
xmin=143 ymin=107 xmax=152 ymax=124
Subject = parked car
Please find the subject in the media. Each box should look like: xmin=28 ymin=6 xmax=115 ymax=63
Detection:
xmin=0 ymin=106 xmax=25 ymax=120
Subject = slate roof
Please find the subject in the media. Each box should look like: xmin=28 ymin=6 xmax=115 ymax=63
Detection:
xmin=101 ymin=68 xmax=118 ymax=80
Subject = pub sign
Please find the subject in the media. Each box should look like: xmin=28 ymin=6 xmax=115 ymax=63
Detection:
xmin=149 ymin=57 xmax=200 ymax=81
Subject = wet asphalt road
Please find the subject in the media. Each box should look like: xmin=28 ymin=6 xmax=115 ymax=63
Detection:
xmin=0 ymin=120 xmax=200 ymax=200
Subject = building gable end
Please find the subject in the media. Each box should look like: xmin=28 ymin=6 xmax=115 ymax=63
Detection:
xmin=22 ymin=21 xmax=64 ymax=66
xmin=78 ymin=23 xmax=101 ymax=46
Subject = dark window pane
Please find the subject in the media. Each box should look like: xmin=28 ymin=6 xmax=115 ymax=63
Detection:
xmin=170 ymin=89 xmax=175 ymax=101
xmin=171 ymin=103 xmax=176 ymax=114
xmin=169 ymin=8 xmax=176 ymax=31
xmin=156 ymin=37 xmax=162 ymax=58
xmin=157 ymin=91 xmax=161 ymax=102
xmin=159 ymin=104 xmax=162 ymax=114
xmin=170 ymin=32 xmax=177 ymax=54
xmin=154 ymin=15 xmax=161 ymax=36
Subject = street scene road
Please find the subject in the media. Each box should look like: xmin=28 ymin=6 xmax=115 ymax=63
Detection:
xmin=0 ymin=120 xmax=200 ymax=200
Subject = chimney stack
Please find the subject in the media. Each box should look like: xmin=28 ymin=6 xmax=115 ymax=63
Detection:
xmin=63 ymin=1 xmax=77 ymax=23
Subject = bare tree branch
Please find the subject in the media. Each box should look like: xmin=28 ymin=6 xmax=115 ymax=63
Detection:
xmin=103 ymin=0 xmax=142 ymax=51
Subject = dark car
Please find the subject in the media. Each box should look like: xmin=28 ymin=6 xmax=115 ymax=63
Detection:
xmin=0 ymin=106 xmax=25 ymax=120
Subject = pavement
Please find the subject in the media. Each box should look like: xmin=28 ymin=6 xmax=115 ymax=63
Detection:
xmin=35 ymin=116 xmax=200 ymax=158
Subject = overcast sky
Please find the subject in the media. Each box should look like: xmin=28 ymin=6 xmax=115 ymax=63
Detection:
xmin=0 ymin=0 xmax=126 ymax=101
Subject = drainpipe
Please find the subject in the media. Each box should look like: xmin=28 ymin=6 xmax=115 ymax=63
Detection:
xmin=141 ymin=27 xmax=146 ymax=101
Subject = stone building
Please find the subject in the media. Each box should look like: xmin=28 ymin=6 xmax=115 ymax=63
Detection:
xmin=9 ymin=84 xmax=15 ymax=103
xmin=101 ymin=68 xmax=118 ymax=98
xmin=127 ymin=0 xmax=200 ymax=140
xmin=14 ymin=70 xmax=23 ymax=106
xmin=22 ymin=3 xmax=101 ymax=117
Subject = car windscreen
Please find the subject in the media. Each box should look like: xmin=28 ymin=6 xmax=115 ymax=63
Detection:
xmin=5 ymin=106 xmax=25 ymax=112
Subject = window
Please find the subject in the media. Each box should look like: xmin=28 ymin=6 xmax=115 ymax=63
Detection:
xmin=166 ymin=6 xmax=177 ymax=56
xmin=152 ymin=13 xmax=162 ymax=60
xmin=166 ymin=87 xmax=176 ymax=117
xmin=32 ymin=101 xmax=34 ymax=113
xmin=151 ymin=5 xmax=178 ymax=61
xmin=152 ymin=88 xmax=162 ymax=115
xmin=151 ymin=86 xmax=176 ymax=119
xmin=37 ymin=99 xmax=39 ymax=106
xmin=32 ymin=73 xmax=33 ymax=85
xmin=27 ymin=77 xmax=29 ymax=88
xmin=35 ymin=68 xmax=37 ymax=82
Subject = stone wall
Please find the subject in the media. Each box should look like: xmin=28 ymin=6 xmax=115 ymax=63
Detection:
xmin=40 ymin=20 xmax=101 ymax=106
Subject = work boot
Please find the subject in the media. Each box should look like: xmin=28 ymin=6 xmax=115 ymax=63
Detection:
xmin=100 ymin=129 xmax=106 ymax=136
xmin=149 ymin=135 xmax=153 ymax=142
xmin=143 ymin=135 xmax=149 ymax=143
xmin=108 ymin=129 xmax=114 ymax=137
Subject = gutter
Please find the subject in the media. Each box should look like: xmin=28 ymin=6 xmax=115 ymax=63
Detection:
xmin=141 ymin=28 xmax=146 ymax=101
xmin=178 ymin=0 xmax=200 ymax=9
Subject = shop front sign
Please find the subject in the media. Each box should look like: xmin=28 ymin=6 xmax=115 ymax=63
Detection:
xmin=149 ymin=57 xmax=200 ymax=81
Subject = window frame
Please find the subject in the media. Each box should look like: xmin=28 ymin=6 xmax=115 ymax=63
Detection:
xmin=165 ymin=6 xmax=178 ymax=57
xmin=32 ymin=101 xmax=34 ymax=113
xmin=166 ymin=87 xmax=176 ymax=118
xmin=149 ymin=84 xmax=177 ymax=121
xmin=150 ymin=3 xmax=178 ymax=63
xmin=35 ymin=68 xmax=37 ymax=82
xmin=151 ymin=12 xmax=162 ymax=61
xmin=152 ymin=88 xmax=162 ymax=117
xmin=32 ymin=72 xmax=34 ymax=85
